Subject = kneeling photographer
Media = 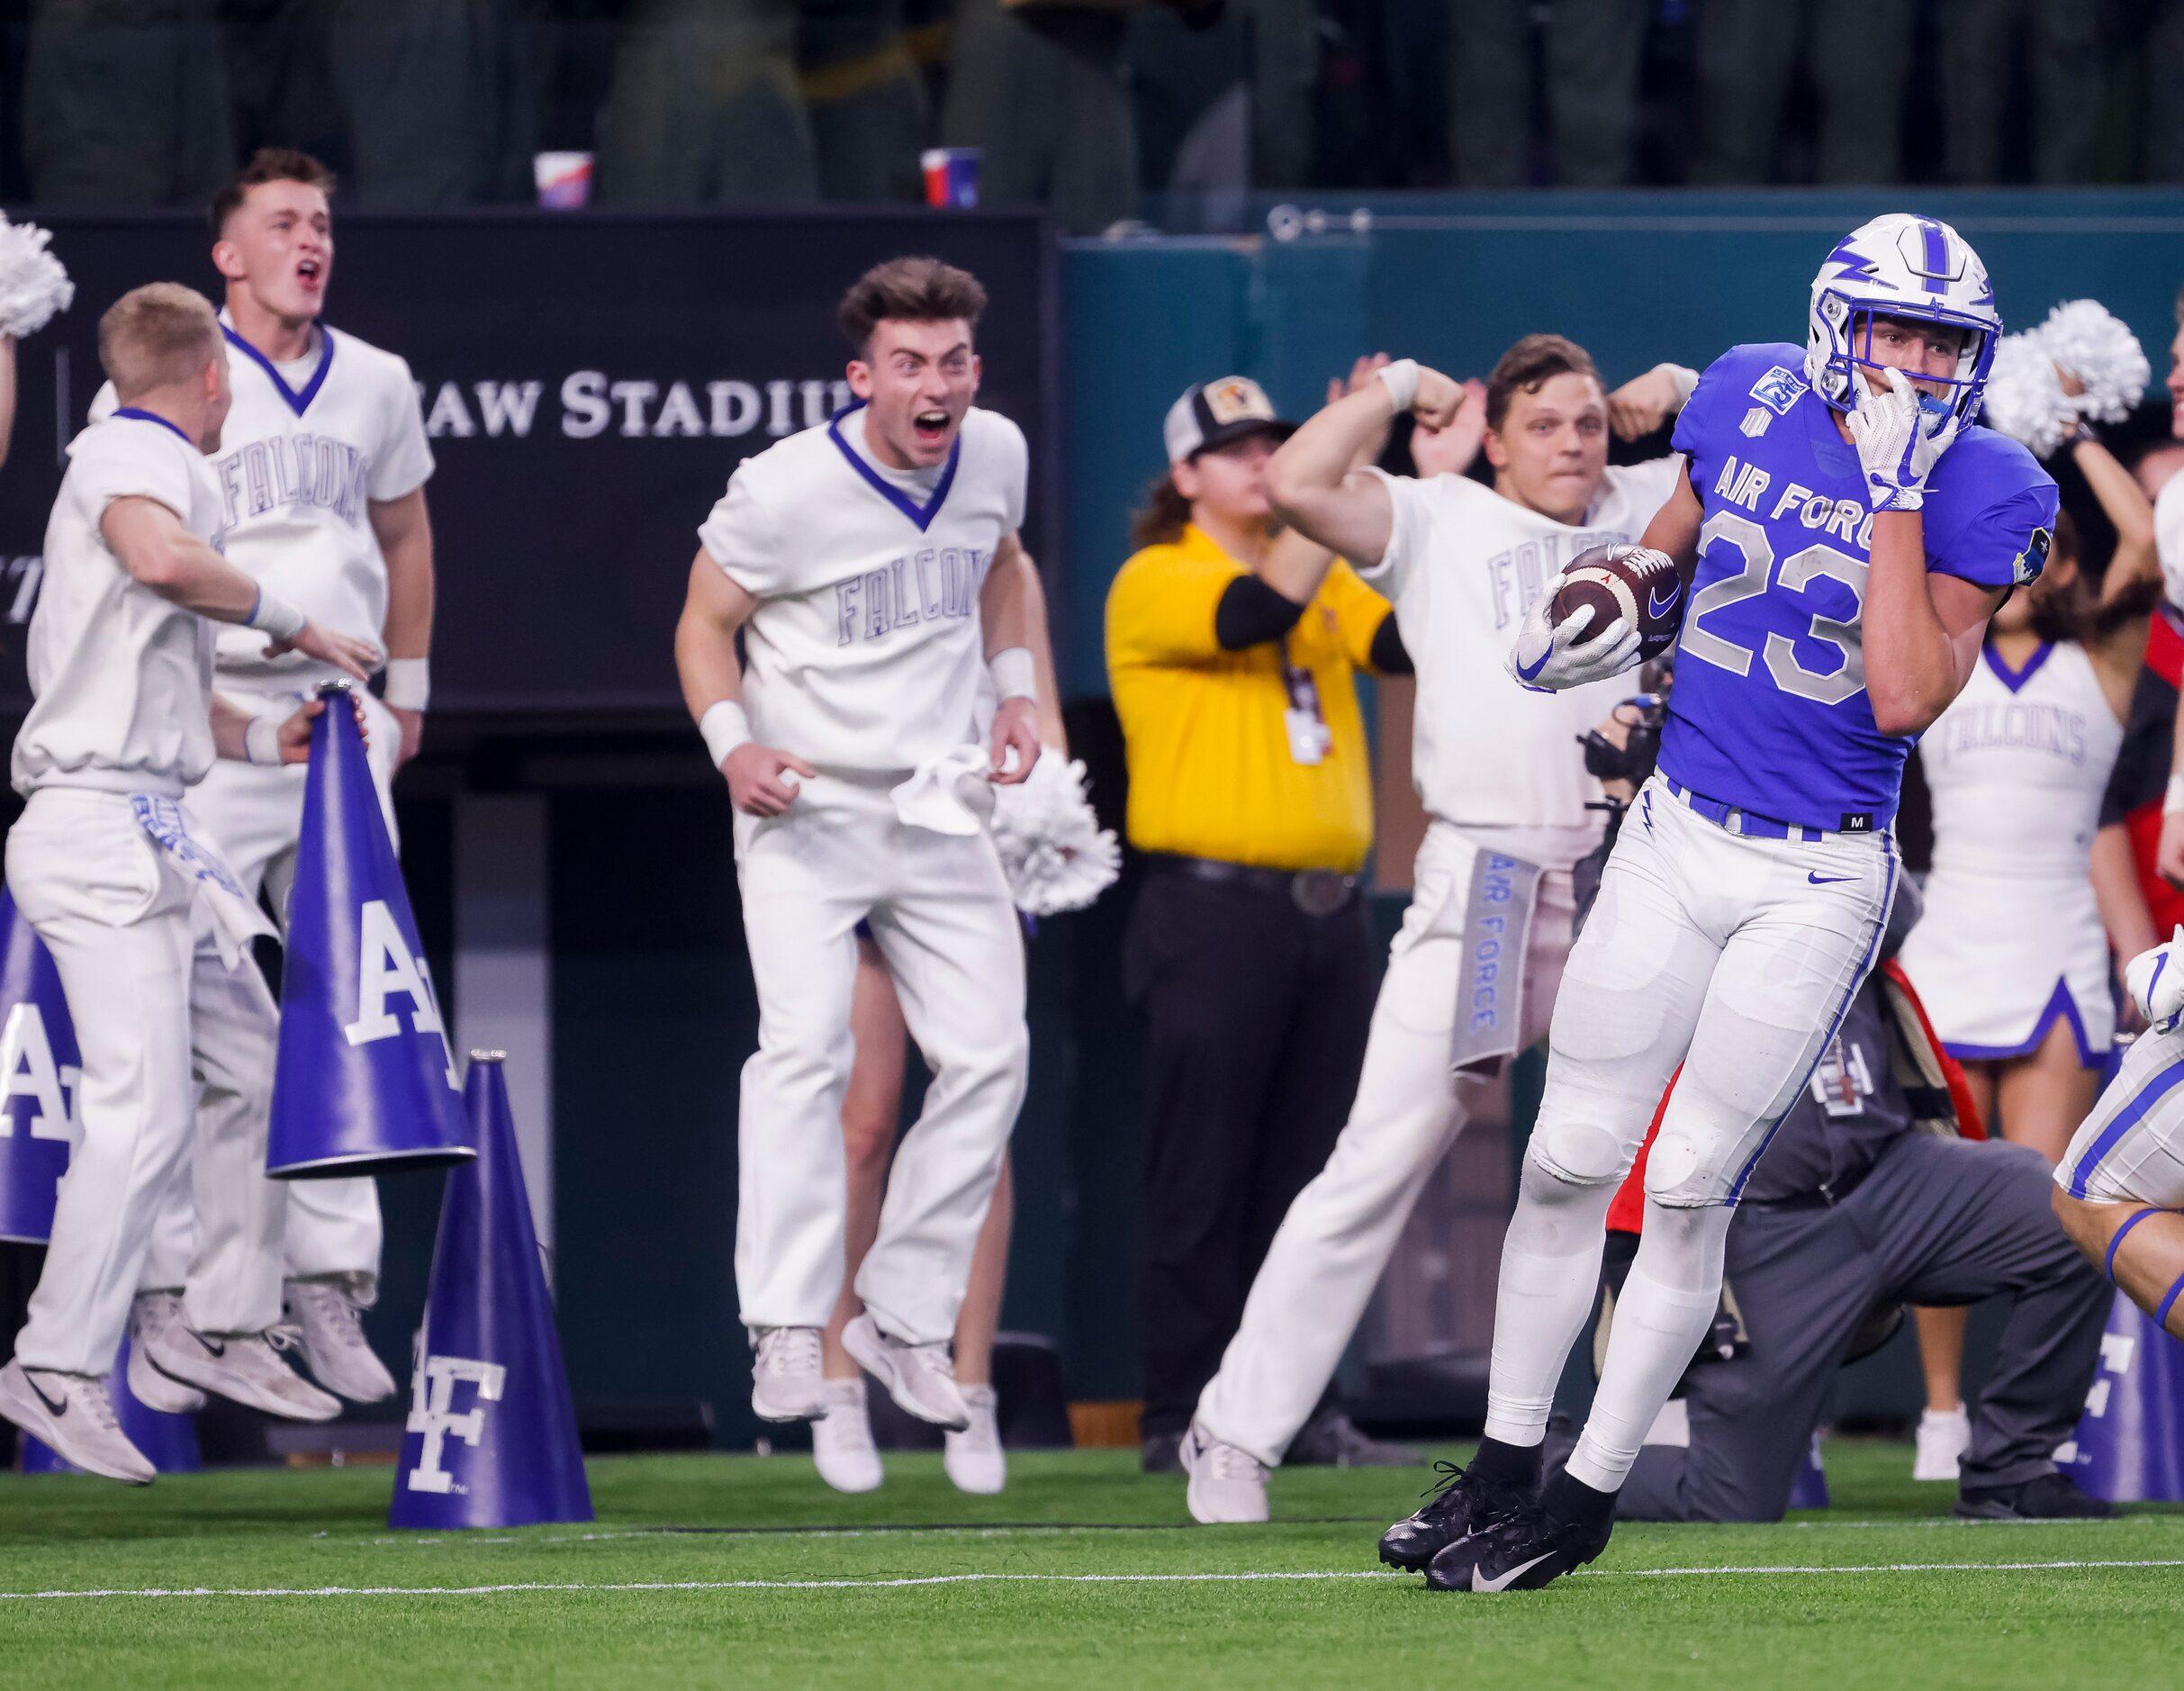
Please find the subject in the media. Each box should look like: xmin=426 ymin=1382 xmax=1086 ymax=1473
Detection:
xmin=1560 ymin=683 xmax=2113 ymax=1523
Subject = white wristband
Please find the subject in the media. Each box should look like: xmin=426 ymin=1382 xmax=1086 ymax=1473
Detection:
xmin=245 ymin=589 xmax=307 ymax=643
xmin=383 ymin=657 xmax=430 ymax=712
xmin=2166 ymin=773 xmax=2184 ymax=818
xmin=990 ymin=646 xmax=1038 ymax=703
xmin=243 ymin=712 xmax=284 ymax=767
xmin=700 ymin=700 xmax=752 ymax=770
xmin=1375 ymin=358 xmax=1420 ymax=414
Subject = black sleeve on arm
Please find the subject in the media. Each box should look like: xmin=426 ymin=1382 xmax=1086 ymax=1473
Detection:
xmin=1214 ymin=574 xmax=1309 ymax=650
xmin=1369 ymin=610 xmax=1412 ymax=675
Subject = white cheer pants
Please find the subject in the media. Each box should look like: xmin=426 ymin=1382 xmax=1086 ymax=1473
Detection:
xmin=8 ymin=789 xmax=285 ymax=1374
xmin=1196 ymin=822 xmax=1575 ymax=1467
xmin=733 ymin=773 xmax=1028 ymax=1345
xmin=1528 ymin=776 xmax=1898 ymax=1205
xmin=140 ymin=683 xmax=402 ymax=1294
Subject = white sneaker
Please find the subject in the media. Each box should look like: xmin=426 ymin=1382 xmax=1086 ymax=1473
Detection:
xmin=944 ymin=1382 xmax=1006 ymax=1495
xmin=1181 ymin=1420 xmax=1269 ymax=1524
xmin=127 ymin=1292 xmax=205 ymax=1414
xmin=812 ymin=1378 xmax=883 ymax=1493
xmin=842 ymin=1312 xmax=969 ymax=1430
xmin=0 ymin=1359 xmax=156 ymax=1485
xmin=751 ymin=1326 xmax=830 ymax=1423
xmin=142 ymin=1323 xmax=341 ymax=1422
xmin=1914 ymin=1405 xmax=1972 ymax=1481
xmin=282 ymin=1277 xmax=397 ymax=1403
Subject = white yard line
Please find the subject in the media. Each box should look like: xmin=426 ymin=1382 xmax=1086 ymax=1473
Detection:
xmin=6 ymin=1560 xmax=2184 ymax=1602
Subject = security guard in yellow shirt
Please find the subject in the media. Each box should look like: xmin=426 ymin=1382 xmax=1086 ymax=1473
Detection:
xmin=1106 ymin=375 xmax=1412 ymax=1472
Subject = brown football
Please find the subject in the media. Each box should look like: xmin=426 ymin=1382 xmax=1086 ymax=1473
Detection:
xmin=1550 ymin=544 xmax=1685 ymax=660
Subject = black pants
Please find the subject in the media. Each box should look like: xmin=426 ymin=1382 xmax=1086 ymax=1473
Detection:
xmin=1615 ymin=1133 xmax=2109 ymax=1522
xmin=1124 ymin=865 xmax=1377 ymax=1437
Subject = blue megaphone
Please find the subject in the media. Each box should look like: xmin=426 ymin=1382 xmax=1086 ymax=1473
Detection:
xmin=267 ymin=683 xmax=471 ymax=1177
xmin=0 ymin=887 xmax=79 ymax=1244
xmin=2058 ymin=1289 xmax=2184 ymax=1502
xmin=388 ymin=1053 xmax=590 ymax=1529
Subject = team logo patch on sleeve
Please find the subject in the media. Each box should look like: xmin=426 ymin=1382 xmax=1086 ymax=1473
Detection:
xmin=2012 ymin=526 xmax=2053 ymax=586
xmin=1748 ymin=366 xmax=1809 ymax=415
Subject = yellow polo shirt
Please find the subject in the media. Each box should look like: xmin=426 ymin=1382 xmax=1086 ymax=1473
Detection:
xmin=1106 ymin=522 xmax=1389 ymax=874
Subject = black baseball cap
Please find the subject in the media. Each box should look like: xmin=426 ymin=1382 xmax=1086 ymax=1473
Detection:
xmin=1164 ymin=376 xmax=1297 ymax=464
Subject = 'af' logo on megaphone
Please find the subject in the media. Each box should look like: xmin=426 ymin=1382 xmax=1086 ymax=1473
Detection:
xmin=404 ymin=1352 xmax=508 ymax=1495
xmin=342 ymin=899 xmax=457 ymax=1089
xmin=0 ymin=1002 xmax=79 ymax=1145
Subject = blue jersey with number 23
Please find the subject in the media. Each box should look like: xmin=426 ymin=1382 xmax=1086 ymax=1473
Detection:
xmin=1659 ymin=341 xmax=2058 ymax=835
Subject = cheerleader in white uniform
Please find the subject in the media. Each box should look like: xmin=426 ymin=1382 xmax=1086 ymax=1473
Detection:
xmin=1904 ymin=513 xmax=2159 ymax=1156
xmin=1899 ymin=457 xmax=2161 ymax=1480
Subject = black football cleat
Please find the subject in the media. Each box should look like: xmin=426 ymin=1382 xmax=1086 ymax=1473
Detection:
xmin=1424 ymin=1494 xmax=1613 ymax=1594
xmin=1377 ymin=1460 xmax=1534 ymax=1570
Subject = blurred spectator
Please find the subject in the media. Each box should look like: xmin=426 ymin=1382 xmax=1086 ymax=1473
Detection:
xmin=943 ymin=0 xmax=1135 ymax=233
xmin=593 ymin=0 xmax=819 ymax=205
xmin=1692 ymin=0 xmax=1912 ymax=185
xmin=23 ymin=0 xmax=235 ymax=207
xmin=1105 ymin=375 xmax=1403 ymax=1470
xmin=1939 ymin=0 xmax=2099 ymax=184
xmin=799 ymin=0 xmax=930 ymax=202
xmin=2150 ymin=0 xmax=2184 ymax=180
xmin=1449 ymin=0 xmax=1648 ymax=187
xmin=321 ymin=0 xmax=539 ymax=205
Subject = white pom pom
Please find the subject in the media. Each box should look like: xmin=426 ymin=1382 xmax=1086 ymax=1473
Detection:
xmin=988 ymin=753 xmax=1121 ymax=917
xmin=1981 ymin=332 xmax=2071 ymax=457
xmin=2035 ymin=299 xmax=2149 ymax=424
xmin=0 ymin=215 xmax=74 ymax=340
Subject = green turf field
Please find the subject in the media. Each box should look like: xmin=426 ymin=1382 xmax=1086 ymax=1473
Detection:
xmin=1 ymin=1442 xmax=2177 ymax=1688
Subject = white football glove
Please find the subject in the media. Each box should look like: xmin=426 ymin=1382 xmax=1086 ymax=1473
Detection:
xmin=1505 ymin=573 xmax=1643 ymax=693
xmin=2125 ymin=927 xmax=2184 ymax=1033
xmin=1846 ymin=366 xmax=1959 ymax=511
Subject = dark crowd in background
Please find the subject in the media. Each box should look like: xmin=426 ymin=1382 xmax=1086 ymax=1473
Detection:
xmin=5 ymin=1 xmax=2184 ymax=233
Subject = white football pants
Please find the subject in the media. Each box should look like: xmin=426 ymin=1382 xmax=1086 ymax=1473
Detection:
xmin=1195 ymin=821 xmax=1575 ymax=1467
xmin=1482 ymin=773 xmax=1898 ymax=1472
xmin=733 ymin=772 xmax=1028 ymax=1346
xmin=8 ymin=789 xmax=285 ymax=1375
xmin=140 ymin=683 xmax=402 ymax=1295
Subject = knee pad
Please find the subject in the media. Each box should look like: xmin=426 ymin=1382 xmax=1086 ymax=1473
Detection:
xmin=1640 ymin=1127 xmax=1728 ymax=1207
xmin=1528 ymin=1112 xmax=1631 ymax=1188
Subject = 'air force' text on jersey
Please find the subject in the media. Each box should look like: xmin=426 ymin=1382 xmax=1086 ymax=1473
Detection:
xmin=1662 ymin=342 xmax=2058 ymax=836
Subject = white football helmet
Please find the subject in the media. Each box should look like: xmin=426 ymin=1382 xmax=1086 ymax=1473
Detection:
xmin=1805 ymin=213 xmax=2001 ymax=429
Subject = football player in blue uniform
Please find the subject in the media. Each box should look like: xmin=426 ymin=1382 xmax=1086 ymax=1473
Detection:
xmin=1383 ymin=213 xmax=2059 ymax=1593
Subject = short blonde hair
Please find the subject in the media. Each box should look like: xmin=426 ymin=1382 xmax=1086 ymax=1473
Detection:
xmin=98 ymin=284 xmax=221 ymax=402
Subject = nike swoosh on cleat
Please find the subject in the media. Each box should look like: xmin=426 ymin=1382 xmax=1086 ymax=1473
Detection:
xmin=1472 ymin=1551 xmax=1557 ymax=1593
xmin=26 ymin=1374 xmax=68 ymax=1418
xmin=190 ymin=1331 xmax=226 ymax=1359
xmin=1807 ymin=873 xmax=1855 ymax=885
